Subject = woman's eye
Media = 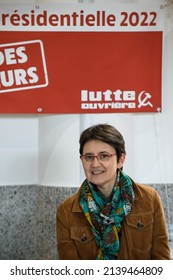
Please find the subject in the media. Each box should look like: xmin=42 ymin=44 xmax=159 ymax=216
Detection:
xmin=85 ymin=155 xmax=93 ymax=161
xmin=100 ymin=154 xmax=109 ymax=159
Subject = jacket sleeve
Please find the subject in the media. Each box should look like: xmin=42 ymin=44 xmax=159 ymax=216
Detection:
xmin=56 ymin=202 xmax=80 ymax=260
xmin=151 ymin=189 xmax=171 ymax=259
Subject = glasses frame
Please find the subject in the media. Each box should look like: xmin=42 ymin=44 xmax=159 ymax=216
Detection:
xmin=80 ymin=152 xmax=116 ymax=163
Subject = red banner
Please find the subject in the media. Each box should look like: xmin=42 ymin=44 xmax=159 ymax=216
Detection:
xmin=0 ymin=3 xmax=163 ymax=113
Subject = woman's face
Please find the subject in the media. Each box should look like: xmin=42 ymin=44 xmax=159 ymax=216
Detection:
xmin=81 ymin=139 xmax=125 ymax=196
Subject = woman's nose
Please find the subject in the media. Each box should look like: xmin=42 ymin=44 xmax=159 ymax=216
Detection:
xmin=91 ymin=156 xmax=102 ymax=167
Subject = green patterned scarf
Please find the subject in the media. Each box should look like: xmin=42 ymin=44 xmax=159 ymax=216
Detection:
xmin=80 ymin=170 xmax=134 ymax=260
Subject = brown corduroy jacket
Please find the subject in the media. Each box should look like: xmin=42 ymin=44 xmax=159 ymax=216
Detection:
xmin=56 ymin=181 xmax=170 ymax=260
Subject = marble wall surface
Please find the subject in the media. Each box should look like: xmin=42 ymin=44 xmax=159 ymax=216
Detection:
xmin=0 ymin=184 xmax=172 ymax=260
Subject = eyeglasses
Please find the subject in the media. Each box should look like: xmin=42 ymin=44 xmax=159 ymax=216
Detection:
xmin=80 ymin=152 xmax=116 ymax=162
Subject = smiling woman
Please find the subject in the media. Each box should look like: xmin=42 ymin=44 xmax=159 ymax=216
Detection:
xmin=56 ymin=124 xmax=170 ymax=260
xmin=80 ymin=140 xmax=125 ymax=198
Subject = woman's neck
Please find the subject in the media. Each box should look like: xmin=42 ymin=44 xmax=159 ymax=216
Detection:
xmin=96 ymin=184 xmax=114 ymax=198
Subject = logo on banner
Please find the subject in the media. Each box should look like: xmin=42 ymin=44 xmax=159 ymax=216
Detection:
xmin=138 ymin=91 xmax=153 ymax=108
xmin=0 ymin=40 xmax=48 ymax=93
xmin=81 ymin=89 xmax=153 ymax=110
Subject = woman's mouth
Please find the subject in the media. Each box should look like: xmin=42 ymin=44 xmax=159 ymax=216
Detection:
xmin=91 ymin=170 xmax=105 ymax=175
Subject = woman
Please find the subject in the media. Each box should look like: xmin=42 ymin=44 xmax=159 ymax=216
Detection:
xmin=56 ymin=124 xmax=170 ymax=260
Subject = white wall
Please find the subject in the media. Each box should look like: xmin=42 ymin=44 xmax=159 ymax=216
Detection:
xmin=0 ymin=0 xmax=173 ymax=186
xmin=0 ymin=116 xmax=38 ymax=185
xmin=38 ymin=115 xmax=80 ymax=187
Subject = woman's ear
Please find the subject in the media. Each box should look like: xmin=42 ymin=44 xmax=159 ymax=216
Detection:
xmin=117 ymin=153 xmax=126 ymax=169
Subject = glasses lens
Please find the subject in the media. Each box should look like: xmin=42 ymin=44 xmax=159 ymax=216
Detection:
xmin=98 ymin=153 xmax=111 ymax=161
xmin=83 ymin=155 xmax=94 ymax=162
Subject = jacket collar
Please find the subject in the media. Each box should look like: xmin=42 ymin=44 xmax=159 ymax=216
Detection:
xmin=72 ymin=181 xmax=85 ymax=213
xmin=130 ymin=177 xmax=143 ymax=201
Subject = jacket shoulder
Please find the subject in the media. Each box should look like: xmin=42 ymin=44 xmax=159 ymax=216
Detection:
xmin=133 ymin=181 xmax=159 ymax=198
xmin=132 ymin=182 xmax=163 ymax=213
xmin=57 ymin=188 xmax=82 ymax=215
xmin=59 ymin=191 xmax=78 ymax=207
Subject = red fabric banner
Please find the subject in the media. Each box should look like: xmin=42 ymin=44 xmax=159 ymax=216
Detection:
xmin=0 ymin=3 xmax=163 ymax=113
xmin=0 ymin=31 xmax=162 ymax=113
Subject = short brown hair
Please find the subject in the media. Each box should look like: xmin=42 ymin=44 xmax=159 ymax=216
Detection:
xmin=79 ymin=124 xmax=126 ymax=161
